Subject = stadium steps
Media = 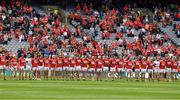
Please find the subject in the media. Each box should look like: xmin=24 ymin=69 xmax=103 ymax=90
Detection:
xmin=1 ymin=39 xmax=29 ymax=53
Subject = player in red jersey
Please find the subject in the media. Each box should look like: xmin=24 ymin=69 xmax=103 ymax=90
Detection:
xmin=31 ymin=56 xmax=39 ymax=79
xmin=103 ymin=57 xmax=109 ymax=80
xmin=153 ymin=58 xmax=160 ymax=81
xmin=172 ymin=58 xmax=178 ymax=81
xmin=117 ymin=59 xmax=124 ymax=79
xmin=56 ymin=57 xmax=63 ymax=80
xmin=81 ymin=58 xmax=89 ymax=80
xmin=37 ymin=55 xmax=44 ymax=79
xmin=96 ymin=59 xmax=103 ymax=81
xmin=0 ymin=55 xmax=6 ymax=80
xmin=166 ymin=58 xmax=172 ymax=81
xmin=19 ymin=56 xmax=26 ymax=80
xmin=89 ymin=58 xmax=96 ymax=81
xmin=109 ymin=58 xmax=116 ymax=81
xmin=63 ymin=57 xmax=69 ymax=79
xmin=44 ymin=57 xmax=50 ymax=80
xmin=49 ymin=56 xmax=57 ymax=80
xmin=134 ymin=59 xmax=141 ymax=81
xmin=125 ymin=60 xmax=133 ymax=81
xmin=159 ymin=59 xmax=166 ymax=81
xmin=75 ymin=58 xmax=82 ymax=80
xmin=141 ymin=58 xmax=148 ymax=81
xmin=10 ymin=57 xmax=19 ymax=80
xmin=69 ymin=58 xmax=76 ymax=80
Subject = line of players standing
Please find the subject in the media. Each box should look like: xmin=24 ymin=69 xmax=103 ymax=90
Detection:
xmin=0 ymin=55 xmax=179 ymax=81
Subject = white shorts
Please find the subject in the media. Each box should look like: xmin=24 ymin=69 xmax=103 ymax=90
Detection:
xmin=148 ymin=69 xmax=153 ymax=73
xmin=141 ymin=69 xmax=146 ymax=73
xmin=26 ymin=66 xmax=32 ymax=71
xmin=159 ymin=69 xmax=165 ymax=73
xmin=97 ymin=68 xmax=102 ymax=72
xmin=69 ymin=67 xmax=75 ymax=71
xmin=55 ymin=67 xmax=63 ymax=71
xmin=44 ymin=67 xmax=49 ymax=70
xmin=82 ymin=67 xmax=87 ymax=71
xmin=20 ymin=66 xmax=25 ymax=70
xmin=117 ymin=68 xmax=123 ymax=72
xmin=103 ymin=66 xmax=109 ymax=72
xmin=63 ymin=66 xmax=69 ymax=71
xmin=135 ymin=69 xmax=140 ymax=72
xmin=32 ymin=67 xmax=38 ymax=71
xmin=165 ymin=68 xmax=171 ymax=73
xmin=153 ymin=68 xmax=159 ymax=73
xmin=0 ymin=65 xmax=5 ymax=69
xmin=126 ymin=69 xmax=132 ymax=72
xmin=50 ymin=68 xmax=55 ymax=70
xmin=38 ymin=66 xmax=44 ymax=71
xmin=89 ymin=68 xmax=95 ymax=72
xmin=75 ymin=66 xmax=81 ymax=71
xmin=172 ymin=69 xmax=177 ymax=72
xmin=110 ymin=67 xmax=116 ymax=72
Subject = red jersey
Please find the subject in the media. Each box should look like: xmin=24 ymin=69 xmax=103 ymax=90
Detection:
xmin=11 ymin=58 xmax=18 ymax=67
xmin=63 ymin=58 xmax=69 ymax=66
xmin=50 ymin=58 xmax=57 ymax=68
xmin=148 ymin=61 xmax=153 ymax=69
xmin=110 ymin=58 xmax=116 ymax=67
xmin=96 ymin=59 xmax=103 ymax=68
xmin=19 ymin=57 xmax=25 ymax=66
xmin=172 ymin=61 xmax=178 ymax=69
xmin=160 ymin=61 xmax=166 ymax=69
xmin=0 ymin=55 xmax=6 ymax=66
xmin=126 ymin=61 xmax=133 ymax=69
xmin=31 ymin=58 xmax=39 ymax=67
xmin=141 ymin=61 xmax=147 ymax=69
xmin=134 ymin=61 xmax=141 ymax=69
xmin=166 ymin=60 xmax=172 ymax=68
xmin=90 ymin=59 xmax=96 ymax=68
xmin=82 ymin=59 xmax=89 ymax=67
xmin=70 ymin=59 xmax=76 ymax=67
xmin=118 ymin=60 xmax=124 ymax=68
xmin=44 ymin=58 xmax=49 ymax=67
xmin=76 ymin=58 xmax=81 ymax=66
xmin=38 ymin=57 xmax=44 ymax=66
xmin=57 ymin=58 xmax=63 ymax=68
xmin=103 ymin=58 xmax=109 ymax=66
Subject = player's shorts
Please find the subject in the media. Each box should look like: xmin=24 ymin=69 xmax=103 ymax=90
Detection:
xmin=63 ymin=66 xmax=69 ymax=71
xmin=50 ymin=68 xmax=55 ymax=70
xmin=141 ymin=69 xmax=146 ymax=73
xmin=44 ymin=66 xmax=49 ymax=70
xmin=0 ymin=65 xmax=5 ymax=69
xmin=159 ymin=69 xmax=165 ymax=73
xmin=38 ymin=66 xmax=44 ymax=71
xmin=12 ymin=66 xmax=18 ymax=71
xmin=75 ymin=66 xmax=81 ymax=71
xmin=135 ymin=69 xmax=140 ymax=72
xmin=81 ymin=67 xmax=87 ymax=71
xmin=55 ymin=67 xmax=63 ymax=71
xmin=126 ymin=69 xmax=132 ymax=72
xmin=117 ymin=68 xmax=123 ymax=72
xmin=110 ymin=67 xmax=116 ymax=72
xmin=19 ymin=66 xmax=25 ymax=71
xmin=96 ymin=68 xmax=102 ymax=72
xmin=103 ymin=66 xmax=109 ymax=72
xmin=165 ymin=68 xmax=171 ymax=73
xmin=69 ymin=67 xmax=75 ymax=71
xmin=32 ymin=67 xmax=38 ymax=71
xmin=148 ymin=69 xmax=153 ymax=73
xmin=25 ymin=65 xmax=32 ymax=71
xmin=172 ymin=69 xmax=177 ymax=72
xmin=153 ymin=68 xmax=159 ymax=73
xmin=89 ymin=68 xmax=95 ymax=72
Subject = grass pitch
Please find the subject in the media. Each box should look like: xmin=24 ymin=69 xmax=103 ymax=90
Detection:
xmin=0 ymin=80 xmax=180 ymax=100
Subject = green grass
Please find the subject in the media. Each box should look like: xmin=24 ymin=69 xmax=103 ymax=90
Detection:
xmin=0 ymin=80 xmax=180 ymax=100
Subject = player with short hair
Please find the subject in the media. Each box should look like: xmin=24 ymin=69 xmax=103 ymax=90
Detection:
xmin=0 ymin=55 xmax=6 ymax=80
xmin=69 ymin=58 xmax=76 ymax=80
xmin=19 ymin=56 xmax=26 ymax=80
xmin=10 ymin=57 xmax=19 ymax=80
xmin=81 ymin=58 xmax=89 ymax=80
xmin=56 ymin=57 xmax=63 ymax=80
xmin=96 ymin=59 xmax=103 ymax=81
xmin=89 ymin=58 xmax=96 ymax=81
xmin=148 ymin=59 xmax=154 ymax=81
xmin=166 ymin=58 xmax=172 ymax=82
xmin=110 ymin=58 xmax=116 ymax=81
xmin=50 ymin=56 xmax=57 ymax=80
xmin=172 ymin=59 xmax=178 ymax=81
xmin=134 ymin=59 xmax=141 ymax=81
xmin=103 ymin=57 xmax=110 ymax=80
xmin=63 ymin=57 xmax=70 ymax=80
xmin=44 ymin=57 xmax=50 ymax=80
xmin=126 ymin=60 xmax=133 ymax=81
xmin=117 ymin=59 xmax=123 ymax=79
xmin=38 ymin=55 xmax=44 ymax=79
xmin=31 ymin=56 xmax=39 ymax=80
xmin=153 ymin=58 xmax=160 ymax=81
xmin=159 ymin=59 xmax=166 ymax=81
xmin=75 ymin=58 xmax=82 ymax=80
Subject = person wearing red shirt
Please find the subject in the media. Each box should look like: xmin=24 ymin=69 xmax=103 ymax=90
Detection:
xmin=49 ymin=56 xmax=57 ymax=80
xmin=96 ymin=59 xmax=103 ymax=81
xmin=125 ymin=60 xmax=133 ymax=81
xmin=117 ymin=59 xmax=124 ymax=79
xmin=63 ymin=57 xmax=69 ymax=79
xmin=110 ymin=58 xmax=116 ymax=81
xmin=103 ymin=57 xmax=109 ymax=80
xmin=56 ymin=57 xmax=63 ymax=80
xmin=134 ymin=60 xmax=141 ymax=80
xmin=69 ymin=58 xmax=76 ymax=80
xmin=147 ymin=59 xmax=154 ymax=81
xmin=81 ymin=58 xmax=89 ymax=80
xmin=75 ymin=58 xmax=82 ymax=80
xmin=31 ymin=56 xmax=39 ymax=79
xmin=19 ymin=56 xmax=25 ymax=80
xmin=10 ymin=57 xmax=19 ymax=80
xmin=0 ymin=55 xmax=6 ymax=80
xmin=44 ymin=57 xmax=50 ymax=80
xmin=159 ymin=60 xmax=166 ymax=81
xmin=172 ymin=59 xmax=178 ymax=81
xmin=141 ymin=58 xmax=148 ymax=81
xmin=89 ymin=59 xmax=96 ymax=81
